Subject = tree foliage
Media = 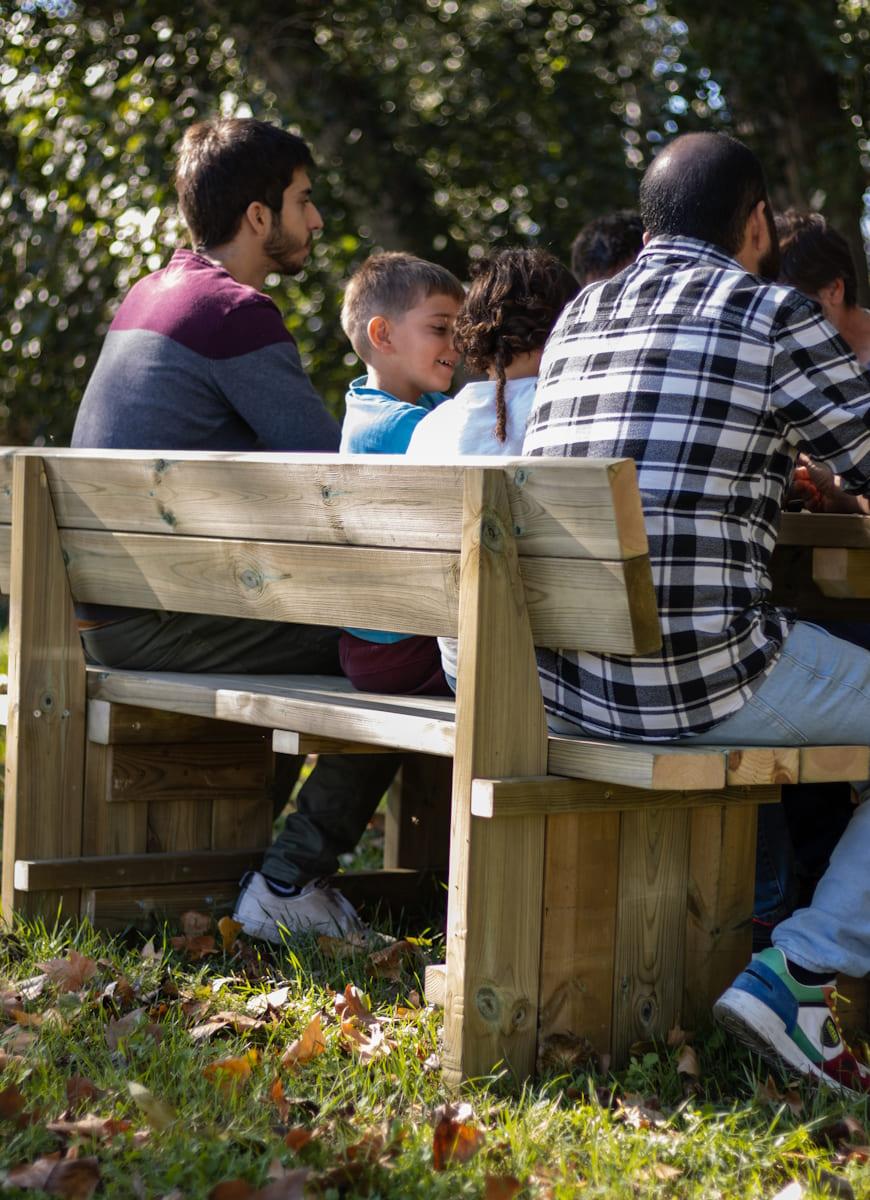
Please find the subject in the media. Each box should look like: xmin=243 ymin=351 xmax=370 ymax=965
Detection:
xmin=0 ymin=0 xmax=866 ymax=446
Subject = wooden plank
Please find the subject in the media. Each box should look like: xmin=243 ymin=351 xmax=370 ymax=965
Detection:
xmin=684 ymin=803 xmax=760 ymax=1027
xmin=272 ymin=730 xmax=387 ymax=755
xmin=778 ymin=512 xmax=870 ymax=549
xmin=2 ymin=456 xmax=86 ymax=921
xmin=800 ymin=745 xmax=870 ymax=782
xmin=813 ymin=547 xmax=870 ymax=598
xmin=146 ymin=799 xmax=212 ymax=854
xmin=87 ymin=669 xmax=458 ymax=757
xmin=726 ymin=748 xmax=799 ymax=786
xmin=109 ymin=743 xmax=269 ymax=804
xmin=0 ymin=523 xmax=9 ymax=593
xmin=471 ymin=778 xmax=780 ymax=818
xmin=82 ymin=743 xmax=147 ymax=858
xmin=20 ymin=451 xmax=642 ymax=560
xmin=612 ymin=809 xmax=691 ymax=1065
xmin=424 ymin=963 xmax=446 ymax=1007
xmin=88 ymin=700 xmax=269 ymax=746
xmin=540 ymin=811 xmax=620 ymax=1056
xmin=60 ymin=528 xmax=656 ymax=653
xmin=547 ymin=735 xmax=725 ymax=790
xmin=81 ymin=880 xmax=238 ymax=931
xmin=384 ymin=753 xmax=452 ymax=870
xmin=14 ymin=849 xmax=265 ymax=891
xmin=212 ymin=793 xmax=274 ymax=853
xmin=443 ymin=468 xmax=549 ymax=1087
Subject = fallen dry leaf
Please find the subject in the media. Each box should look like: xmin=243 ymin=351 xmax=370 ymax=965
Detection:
xmin=538 ymin=1031 xmax=598 ymax=1074
xmin=181 ymin=910 xmax=212 ymax=937
xmin=283 ymin=1126 xmax=314 ymax=1152
xmin=367 ymin=939 xmax=421 ymax=982
xmin=140 ymin=939 xmax=161 ymax=963
xmin=189 ymin=1011 xmax=267 ymax=1042
xmin=208 ymin=1183 xmax=254 ymax=1200
xmin=281 ymin=1015 xmax=327 ymax=1069
xmin=339 ymin=1015 xmax=393 ymax=1063
xmin=484 ymin=1175 xmax=522 ymax=1200
xmin=0 ymin=1050 xmax=26 ymax=1072
xmin=317 ymin=933 xmax=369 ymax=959
xmin=666 ymin=1023 xmax=693 ymax=1047
xmin=675 ymin=1044 xmax=700 ymax=1078
xmin=432 ymin=1101 xmax=486 ymax=1170
xmin=46 ymin=1114 xmax=133 ymax=1141
xmin=0 ymin=1081 xmax=29 ymax=1126
xmin=203 ymin=1049 xmax=260 ymax=1092
xmin=4 ymin=1153 xmax=101 ymax=1199
xmin=1 ymin=1027 xmax=37 ymax=1053
xmin=105 ymin=1009 xmax=163 ymax=1052
xmin=65 ymin=1077 xmax=103 ymax=1110
xmin=39 ymin=952 xmax=98 ymax=995
xmin=246 ymin=986 xmax=291 ymax=1017
xmin=755 ymin=1074 xmax=803 ymax=1118
xmin=170 ymin=934 xmax=217 ymax=961
xmin=333 ymin=984 xmax=375 ymax=1025
xmin=127 ymin=1081 xmax=176 ymax=1132
xmin=218 ymin=917 xmax=244 ymax=953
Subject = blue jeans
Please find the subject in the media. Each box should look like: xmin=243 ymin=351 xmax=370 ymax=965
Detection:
xmin=686 ymin=620 xmax=870 ymax=977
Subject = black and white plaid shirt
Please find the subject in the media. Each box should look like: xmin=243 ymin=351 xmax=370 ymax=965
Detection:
xmin=523 ymin=236 xmax=870 ymax=741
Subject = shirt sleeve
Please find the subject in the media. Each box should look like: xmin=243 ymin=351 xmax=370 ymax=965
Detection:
xmin=211 ymin=299 xmax=341 ymax=452
xmin=770 ymin=300 xmax=870 ymax=491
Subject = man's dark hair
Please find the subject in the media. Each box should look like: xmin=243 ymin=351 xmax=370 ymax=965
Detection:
xmin=776 ymin=209 xmax=858 ymax=308
xmin=639 ymin=132 xmax=769 ymax=256
xmin=570 ymin=211 xmax=644 ymax=285
xmin=175 ymin=118 xmax=315 ymax=249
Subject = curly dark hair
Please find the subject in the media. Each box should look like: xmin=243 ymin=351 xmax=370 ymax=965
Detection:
xmin=453 ymin=249 xmax=578 ymax=442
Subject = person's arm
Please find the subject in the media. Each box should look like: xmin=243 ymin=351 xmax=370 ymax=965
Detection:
xmin=213 ymin=298 xmax=340 ymax=451
xmin=771 ymin=298 xmax=870 ymax=494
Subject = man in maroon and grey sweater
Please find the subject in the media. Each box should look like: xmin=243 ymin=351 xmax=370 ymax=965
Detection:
xmin=71 ymin=117 xmax=400 ymax=942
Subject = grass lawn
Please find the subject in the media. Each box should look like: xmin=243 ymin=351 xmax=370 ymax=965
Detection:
xmin=1 ymin=913 xmax=868 ymax=1199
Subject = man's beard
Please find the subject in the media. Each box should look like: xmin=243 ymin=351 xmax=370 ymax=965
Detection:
xmin=264 ymin=220 xmax=311 ymax=276
xmin=757 ymin=202 xmax=781 ymax=281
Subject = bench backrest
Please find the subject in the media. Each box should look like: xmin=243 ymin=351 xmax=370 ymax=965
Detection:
xmin=0 ymin=449 xmax=660 ymax=656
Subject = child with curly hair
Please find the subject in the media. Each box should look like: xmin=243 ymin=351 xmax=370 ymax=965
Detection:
xmin=406 ymin=247 xmax=578 ymax=459
xmin=406 ymin=248 xmax=578 ymax=687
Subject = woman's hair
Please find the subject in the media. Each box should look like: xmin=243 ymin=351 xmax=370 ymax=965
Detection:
xmin=454 ymin=248 xmax=578 ymax=442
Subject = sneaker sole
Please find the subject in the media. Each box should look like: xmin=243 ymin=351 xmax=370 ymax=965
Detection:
xmin=713 ymin=987 xmax=859 ymax=1099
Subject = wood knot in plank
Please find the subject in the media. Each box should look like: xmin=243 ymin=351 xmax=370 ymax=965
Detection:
xmin=480 ymin=512 xmax=505 ymax=553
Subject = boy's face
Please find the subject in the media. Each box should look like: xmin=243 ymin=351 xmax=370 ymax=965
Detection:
xmin=384 ymin=292 xmax=461 ymax=396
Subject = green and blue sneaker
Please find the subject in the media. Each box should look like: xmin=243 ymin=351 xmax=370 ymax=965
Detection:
xmin=713 ymin=947 xmax=870 ymax=1096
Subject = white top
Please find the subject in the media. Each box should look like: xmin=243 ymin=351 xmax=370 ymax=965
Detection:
xmin=406 ymin=376 xmax=538 ymax=683
xmin=405 ymin=376 xmax=537 ymax=459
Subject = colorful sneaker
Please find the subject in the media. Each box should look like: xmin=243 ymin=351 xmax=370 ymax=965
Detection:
xmin=713 ymin=947 xmax=870 ymax=1096
xmin=233 ymin=872 xmax=364 ymax=943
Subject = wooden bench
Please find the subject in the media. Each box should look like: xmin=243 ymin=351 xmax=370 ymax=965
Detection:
xmin=0 ymin=448 xmax=867 ymax=1086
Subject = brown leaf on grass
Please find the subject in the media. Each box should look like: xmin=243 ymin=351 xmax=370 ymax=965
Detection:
xmin=181 ymin=910 xmax=213 ymax=937
xmin=280 ymin=1015 xmax=326 ymax=1069
xmin=283 ymin=1126 xmax=314 ymax=1152
xmin=0 ymin=1082 xmax=28 ymax=1124
xmin=666 ymin=1023 xmax=693 ymax=1047
xmin=38 ymin=952 xmax=98 ymax=995
xmin=675 ymin=1044 xmax=700 ymax=1078
xmin=1 ymin=1027 xmax=37 ymax=1053
xmin=65 ymin=1077 xmax=103 ymax=1109
xmin=257 ymin=1169 xmax=310 ymax=1200
xmin=246 ymin=987 xmax=291 ymax=1017
xmin=615 ymin=1100 xmax=668 ymax=1129
xmin=203 ymin=1049 xmax=260 ymax=1093
xmin=208 ymin=1183 xmax=255 ymax=1200
xmin=333 ymin=984 xmax=375 ymax=1024
xmin=432 ymin=1101 xmax=486 ymax=1170
xmin=366 ymin=939 xmax=421 ymax=981
xmin=345 ymin=1127 xmax=406 ymax=1163
xmin=538 ymin=1031 xmax=598 ymax=1074
xmin=755 ymin=1074 xmax=804 ymax=1117
xmin=105 ymin=1009 xmax=163 ymax=1052
xmin=218 ymin=917 xmax=244 ymax=953
xmin=127 ymin=1081 xmax=176 ymax=1131
xmin=0 ymin=1051 xmax=26 ymax=1072
xmin=140 ymin=939 xmax=161 ymax=963
xmin=484 ymin=1176 xmax=522 ymax=1200
xmin=46 ymin=1114 xmax=133 ymax=1140
xmin=339 ymin=1016 xmax=393 ymax=1063
xmin=317 ymin=933 xmax=369 ymax=959
xmin=98 ymin=976 xmax=136 ymax=1010
xmin=4 ymin=1153 xmax=100 ymax=1198
xmin=189 ymin=1011 xmax=267 ymax=1042
xmin=170 ymin=934 xmax=217 ymax=961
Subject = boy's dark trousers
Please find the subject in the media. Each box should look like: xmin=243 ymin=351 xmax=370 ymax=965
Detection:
xmin=81 ymin=609 xmax=402 ymax=885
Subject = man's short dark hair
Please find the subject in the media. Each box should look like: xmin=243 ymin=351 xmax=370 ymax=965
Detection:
xmin=175 ymin=118 xmax=315 ymax=249
xmin=639 ymin=132 xmax=769 ymax=257
xmin=570 ymin=211 xmax=644 ymax=286
xmin=776 ymin=209 xmax=858 ymax=308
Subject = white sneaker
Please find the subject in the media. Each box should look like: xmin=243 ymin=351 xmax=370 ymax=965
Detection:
xmin=233 ymin=872 xmax=364 ymax=943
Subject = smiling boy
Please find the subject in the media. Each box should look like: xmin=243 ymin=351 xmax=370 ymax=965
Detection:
xmin=339 ymin=252 xmax=464 ymax=454
xmin=337 ymin=252 xmax=464 ymax=693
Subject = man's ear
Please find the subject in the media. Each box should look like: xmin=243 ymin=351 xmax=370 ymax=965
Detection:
xmin=242 ymin=200 xmax=272 ymax=239
xmin=819 ymin=278 xmax=846 ymax=308
xmin=748 ymin=199 xmax=767 ymax=251
xmin=642 ymin=230 xmax=652 ymax=246
xmin=366 ymin=315 xmax=392 ymax=352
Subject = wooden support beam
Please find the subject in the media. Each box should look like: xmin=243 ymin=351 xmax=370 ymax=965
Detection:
xmin=272 ymin=729 xmax=387 ymax=755
xmin=384 ymin=754 xmax=452 ymax=870
xmin=88 ymin=699 xmax=269 ymax=746
xmin=471 ymin=777 xmax=780 ymax=818
xmin=14 ymin=849 xmax=266 ymax=891
xmin=443 ymin=468 xmax=549 ymax=1087
xmin=800 ymin=745 xmax=870 ymax=782
xmin=3 ymin=457 xmax=87 ymax=922
xmin=108 ymin=742 xmax=270 ymax=804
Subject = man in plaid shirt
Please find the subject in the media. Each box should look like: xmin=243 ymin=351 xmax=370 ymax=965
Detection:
xmin=523 ymin=132 xmax=870 ymax=1095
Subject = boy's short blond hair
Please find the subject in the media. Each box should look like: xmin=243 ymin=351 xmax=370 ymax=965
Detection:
xmin=341 ymin=251 xmax=464 ymax=360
